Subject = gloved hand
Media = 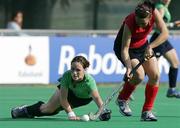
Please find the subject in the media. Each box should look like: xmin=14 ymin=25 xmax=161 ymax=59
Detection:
xmin=99 ymin=108 xmax=112 ymax=121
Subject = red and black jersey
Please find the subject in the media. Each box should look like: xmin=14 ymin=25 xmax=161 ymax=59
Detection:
xmin=123 ymin=12 xmax=155 ymax=48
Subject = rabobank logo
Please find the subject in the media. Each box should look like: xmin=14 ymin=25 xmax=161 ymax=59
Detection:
xmin=58 ymin=45 xmax=126 ymax=75
xmin=49 ymin=36 xmax=175 ymax=83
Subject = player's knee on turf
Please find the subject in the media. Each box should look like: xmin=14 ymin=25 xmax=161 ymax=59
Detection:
xmin=99 ymin=108 xmax=112 ymax=121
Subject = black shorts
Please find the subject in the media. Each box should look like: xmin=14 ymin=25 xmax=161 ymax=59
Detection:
xmin=113 ymin=25 xmax=148 ymax=65
xmin=57 ymin=85 xmax=92 ymax=110
xmin=150 ymin=32 xmax=173 ymax=58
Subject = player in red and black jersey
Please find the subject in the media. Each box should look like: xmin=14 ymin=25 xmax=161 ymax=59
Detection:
xmin=113 ymin=1 xmax=168 ymax=121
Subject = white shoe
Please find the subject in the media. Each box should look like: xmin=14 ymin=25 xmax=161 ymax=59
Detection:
xmin=116 ymin=99 xmax=132 ymax=116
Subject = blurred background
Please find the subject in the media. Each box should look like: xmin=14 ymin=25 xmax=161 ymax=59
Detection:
xmin=0 ymin=0 xmax=179 ymax=30
xmin=0 ymin=0 xmax=179 ymax=84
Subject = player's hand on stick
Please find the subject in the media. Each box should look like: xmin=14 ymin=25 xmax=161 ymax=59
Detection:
xmin=144 ymin=45 xmax=154 ymax=61
xmin=124 ymin=68 xmax=133 ymax=82
xmin=88 ymin=112 xmax=96 ymax=121
xmin=88 ymin=106 xmax=103 ymax=121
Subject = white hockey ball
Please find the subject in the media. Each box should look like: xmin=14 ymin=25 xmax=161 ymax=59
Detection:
xmin=81 ymin=114 xmax=90 ymax=122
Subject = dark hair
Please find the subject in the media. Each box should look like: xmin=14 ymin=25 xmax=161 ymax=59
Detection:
xmin=71 ymin=56 xmax=90 ymax=69
xmin=135 ymin=1 xmax=155 ymax=18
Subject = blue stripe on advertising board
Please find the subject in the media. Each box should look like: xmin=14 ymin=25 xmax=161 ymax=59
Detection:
xmin=49 ymin=36 xmax=180 ymax=83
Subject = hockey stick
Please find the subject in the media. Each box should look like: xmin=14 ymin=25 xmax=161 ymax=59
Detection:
xmin=89 ymin=55 xmax=154 ymax=120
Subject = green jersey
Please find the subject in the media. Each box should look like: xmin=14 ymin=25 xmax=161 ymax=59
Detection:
xmin=154 ymin=2 xmax=171 ymax=33
xmin=59 ymin=70 xmax=97 ymax=99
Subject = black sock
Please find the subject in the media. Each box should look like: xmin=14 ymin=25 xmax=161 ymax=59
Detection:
xmin=26 ymin=101 xmax=61 ymax=117
xmin=26 ymin=101 xmax=45 ymax=117
xmin=169 ymin=67 xmax=178 ymax=88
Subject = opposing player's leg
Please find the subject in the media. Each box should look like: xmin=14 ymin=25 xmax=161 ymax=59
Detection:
xmin=141 ymin=56 xmax=159 ymax=121
xmin=164 ymin=49 xmax=180 ymax=98
xmin=116 ymin=59 xmax=145 ymax=116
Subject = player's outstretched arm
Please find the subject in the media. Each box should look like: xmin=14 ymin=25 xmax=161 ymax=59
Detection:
xmin=59 ymin=86 xmax=80 ymax=120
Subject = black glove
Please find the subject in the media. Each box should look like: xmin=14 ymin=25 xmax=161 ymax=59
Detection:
xmin=99 ymin=108 xmax=112 ymax=121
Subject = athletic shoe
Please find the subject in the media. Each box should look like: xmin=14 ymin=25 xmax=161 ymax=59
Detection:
xmin=166 ymin=88 xmax=180 ymax=98
xmin=141 ymin=111 xmax=157 ymax=121
xmin=11 ymin=105 xmax=33 ymax=118
xmin=116 ymin=99 xmax=132 ymax=116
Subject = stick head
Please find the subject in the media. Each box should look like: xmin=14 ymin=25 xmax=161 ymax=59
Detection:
xmin=99 ymin=108 xmax=112 ymax=121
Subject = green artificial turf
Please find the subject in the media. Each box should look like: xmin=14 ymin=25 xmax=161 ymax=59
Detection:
xmin=0 ymin=83 xmax=180 ymax=128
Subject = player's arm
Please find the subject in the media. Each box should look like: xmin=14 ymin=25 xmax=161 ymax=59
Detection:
xmin=121 ymin=24 xmax=132 ymax=79
xmin=149 ymin=9 xmax=168 ymax=48
xmin=157 ymin=6 xmax=165 ymax=17
xmin=91 ymin=89 xmax=103 ymax=109
xmin=157 ymin=6 xmax=179 ymax=28
xmin=59 ymin=86 xmax=79 ymax=120
xmin=91 ymin=89 xmax=111 ymax=121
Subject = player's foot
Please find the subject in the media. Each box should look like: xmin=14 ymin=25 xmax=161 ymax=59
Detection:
xmin=11 ymin=105 xmax=34 ymax=118
xmin=141 ymin=111 xmax=157 ymax=121
xmin=166 ymin=88 xmax=180 ymax=98
xmin=116 ymin=99 xmax=132 ymax=116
